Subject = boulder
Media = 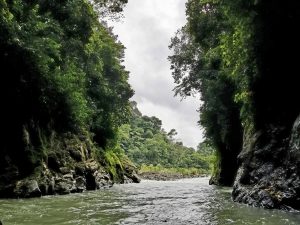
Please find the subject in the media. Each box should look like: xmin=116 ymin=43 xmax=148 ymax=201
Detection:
xmin=54 ymin=177 xmax=76 ymax=195
xmin=14 ymin=180 xmax=41 ymax=198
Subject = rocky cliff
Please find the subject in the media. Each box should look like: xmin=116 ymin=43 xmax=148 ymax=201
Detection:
xmin=233 ymin=115 xmax=300 ymax=210
xmin=231 ymin=0 xmax=300 ymax=210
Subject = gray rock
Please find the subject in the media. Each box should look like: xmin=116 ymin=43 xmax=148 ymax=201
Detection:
xmin=59 ymin=167 xmax=70 ymax=175
xmin=14 ymin=180 xmax=41 ymax=198
xmin=75 ymin=177 xmax=86 ymax=192
xmin=85 ymin=160 xmax=99 ymax=172
xmin=63 ymin=173 xmax=73 ymax=179
xmin=54 ymin=177 xmax=75 ymax=195
xmin=233 ymin=114 xmax=300 ymax=210
xmin=95 ymin=172 xmax=113 ymax=189
xmin=125 ymin=172 xmax=141 ymax=183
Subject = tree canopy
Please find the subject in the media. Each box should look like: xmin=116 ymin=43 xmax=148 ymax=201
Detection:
xmin=116 ymin=102 xmax=214 ymax=172
xmin=0 ymin=0 xmax=132 ymax=174
xmin=168 ymin=0 xmax=274 ymax=185
xmin=169 ymin=0 xmax=300 ymax=185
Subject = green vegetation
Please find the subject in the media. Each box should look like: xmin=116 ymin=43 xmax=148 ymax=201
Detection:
xmin=0 ymin=0 xmax=218 ymax=187
xmin=139 ymin=165 xmax=207 ymax=177
xmin=117 ymin=102 xmax=215 ymax=176
xmin=137 ymin=164 xmax=211 ymax=179
xmin=169 ymin=0 xmax=246 ymax=184
xmin=0 ymin=0 xmax=133 ymax=181
xmin=169 ymin=0 xmax=300 ymax=186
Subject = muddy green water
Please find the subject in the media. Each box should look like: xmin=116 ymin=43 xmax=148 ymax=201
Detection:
xmin=0 ymin=177 xmax=299 ymax=225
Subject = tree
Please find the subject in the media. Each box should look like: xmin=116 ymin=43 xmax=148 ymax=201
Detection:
xmin=117 ymin=102 xmax=212 ymax=172
xmin=0 ymin=0 xmax=131 ymax=176
xmin=167 ymin=129 xmax=178 ymax=140
xmin=169 ymin=0 xmax=244 ymax=185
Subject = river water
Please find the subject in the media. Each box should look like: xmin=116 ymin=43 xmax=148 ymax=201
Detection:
xmin=0 ymin=177 xmax=300 ymax=225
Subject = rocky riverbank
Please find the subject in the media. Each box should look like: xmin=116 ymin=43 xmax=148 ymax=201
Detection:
xmin=0 ymin=132 xmax=140 ymax=198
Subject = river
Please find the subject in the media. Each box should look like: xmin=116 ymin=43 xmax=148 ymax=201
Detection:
xmin=0 ymin=177 xmax=299 ymax=225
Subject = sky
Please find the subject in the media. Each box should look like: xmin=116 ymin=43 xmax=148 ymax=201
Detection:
xmin=110 ymin=0 xmax=204 ymax=148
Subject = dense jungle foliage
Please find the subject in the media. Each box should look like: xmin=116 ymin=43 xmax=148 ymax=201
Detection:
xmin=0 ymin=0 xmax=217 ymax=185
xmin=0 ymin=0 xmax=132 ymax=177
xmin=117 ymin=102 xmax=215 ymax=175
xmin=169 ymin=0 xmax=300 ymax=185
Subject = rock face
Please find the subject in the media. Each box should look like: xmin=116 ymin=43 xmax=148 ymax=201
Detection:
xmin=232 ymin=115 xmax=300 ymax=210
xmin=14 ymin=180 xmax=42 ymax=198
xmin=0 ymin=133 xmax=140 ymax=198
xmin=0 ymin=159 xmax=114 ymax=198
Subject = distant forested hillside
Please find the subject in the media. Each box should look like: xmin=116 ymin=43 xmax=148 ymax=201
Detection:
xmin=116 ymin=102 xmax=215 ymax=175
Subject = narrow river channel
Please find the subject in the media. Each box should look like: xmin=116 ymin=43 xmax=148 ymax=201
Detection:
xmin=1 ymin=177 xmax=299 ymax=224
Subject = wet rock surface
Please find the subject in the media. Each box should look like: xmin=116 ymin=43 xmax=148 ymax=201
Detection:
xmin=233 ymin=114 xmax=300 ymax=210
xmin=0 ymin=161 xmax=115 ymax=198
xmin=0 ymin=134 xmax=140 ymax=198
xmin=14 ymin=180 xmax=41 ymax=198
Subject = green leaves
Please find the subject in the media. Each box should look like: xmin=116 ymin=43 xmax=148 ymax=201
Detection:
xmin=169 ymin=0 xmax=254 ymax=184
xmin=115 ymin=102 xmax=212 ymax=172
xmin=1 ymin=0 xmax=132 ymax=147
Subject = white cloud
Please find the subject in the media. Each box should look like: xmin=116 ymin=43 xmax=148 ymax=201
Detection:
xmin=110 ymin=0 xmax=204 ymax=148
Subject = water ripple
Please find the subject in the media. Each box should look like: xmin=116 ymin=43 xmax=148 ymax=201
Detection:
xmin=1 ymin=178 xmax=300 ymax=224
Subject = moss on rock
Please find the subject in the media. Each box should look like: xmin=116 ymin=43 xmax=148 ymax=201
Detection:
xmin=0 ymin=128 xmax=140 ymax=198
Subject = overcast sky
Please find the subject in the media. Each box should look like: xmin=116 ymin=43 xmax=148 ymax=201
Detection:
xmin=110 ymin=0 xmax=203 ymax=148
